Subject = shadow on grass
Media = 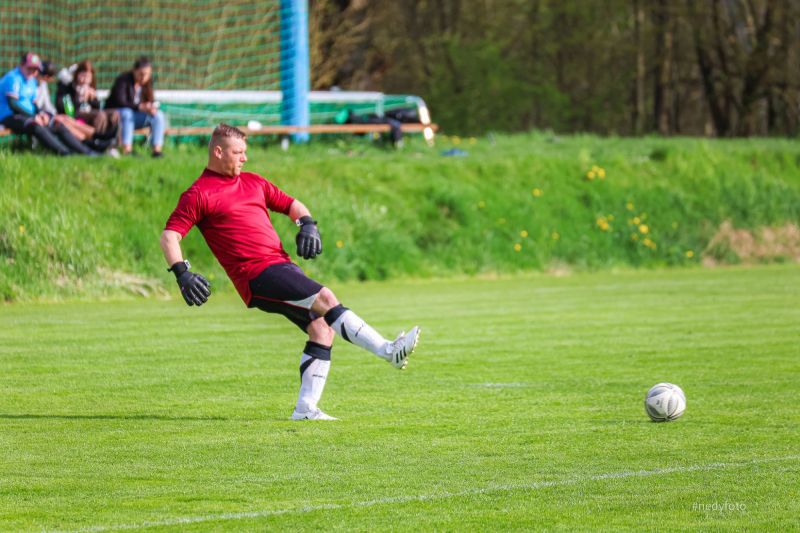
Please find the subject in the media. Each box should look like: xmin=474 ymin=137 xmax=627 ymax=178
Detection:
xmin=0 ymin=413 xmax=227 ymax=421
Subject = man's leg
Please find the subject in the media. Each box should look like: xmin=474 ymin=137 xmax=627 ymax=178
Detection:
xmin=248 ymin=263 xmax=337 ymax=420
xmin=27 ymin=123 xmax=72 ymax=156
xmin=291 ymin=318 xmax=336 ymax=420
xmin=51 ymin=122 xmax=96 ymax=155
xmin=311 ymin=287 xmax=420 ymax=370
xmin=2 ymin=115 xmax=71 ymax=156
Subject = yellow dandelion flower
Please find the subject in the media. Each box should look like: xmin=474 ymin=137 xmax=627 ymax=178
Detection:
xmin=685 ymin=250 xmax=694 ymax=258
xmin=513 ymin=243 xmax=522 ymax=252
xmin=336 ymin=240 xmax=345 ymax=249
xmin=551 ymin=231 xmax=560 ymax=240
xmin=631 ymin=234 xmax=639 ymax=241
xmin=532 ymin=188 xmax=542 ymax=197
xmin=632 ymin=217 xmax=641 ymax=225
xmin=452 ymin=136 xmax=461 ymax=145
xmin=520 ymin=230 xmax=529 ymax=238
xmin=477 ymin=200 xmax=486 ymax=209
xmin=626 ymin=202 xmax=635 ymax=211
xmin=18 ymin=225 xmax=25 ymax=234
xmin=597 ymin=168 xmax=606 ymax=179
xmin=643 ymin=238 xmax=656 ymax=249
xmin=586 ymin=171 xmax=596 ymax=180
xmin=639 ymin=224 xmax=649 ymax=234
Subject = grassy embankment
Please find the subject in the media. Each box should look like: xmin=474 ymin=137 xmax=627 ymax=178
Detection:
xmin=1 ymin=133 xmax=799 ymax=301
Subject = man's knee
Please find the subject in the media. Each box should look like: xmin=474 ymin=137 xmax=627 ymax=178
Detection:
xmin=313 ymin=287 xmax=339 ymax=313
xmin=307 ymin=318 xmax=334 ymax=345
xmin=28 ymin=123 xmax=46 ymax=135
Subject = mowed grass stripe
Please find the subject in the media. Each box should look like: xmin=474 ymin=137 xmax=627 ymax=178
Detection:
xmin=73 ymin=455 xmax=800 ymax=532
xmin=0 ymin=265 xmax=798 ymax=530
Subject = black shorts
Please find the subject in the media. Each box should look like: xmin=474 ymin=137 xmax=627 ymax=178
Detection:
xmin=248 ymin=262 xmax=324 ymax=332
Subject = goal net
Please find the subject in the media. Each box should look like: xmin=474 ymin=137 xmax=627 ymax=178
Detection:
xmin=1 ymin=1 xmax=434 ymax=138
xmin=0 ymin=0 xmax=282 ymax=91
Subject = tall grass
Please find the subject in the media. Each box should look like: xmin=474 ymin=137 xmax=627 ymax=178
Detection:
xmin=1 ymin=133 xmax=799 ymax=301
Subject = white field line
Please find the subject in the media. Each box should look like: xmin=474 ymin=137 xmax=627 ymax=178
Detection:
xmin=71 ymin=454 xmax=799 ymax=532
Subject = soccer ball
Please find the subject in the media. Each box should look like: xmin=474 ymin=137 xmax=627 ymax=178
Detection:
xmin=644 ymin=382 xmax=686 ymax=422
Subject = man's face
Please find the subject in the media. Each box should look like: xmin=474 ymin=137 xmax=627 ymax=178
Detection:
xmin=213 ymin=137 xmax=248 ymax=176
xmin=21 ymin=65 xmax=38 ymax=80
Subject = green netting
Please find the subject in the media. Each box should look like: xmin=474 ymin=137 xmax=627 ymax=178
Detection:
xmin=0 ymin=1 xmax=282 ymax=91
xmin=160 ymin=95 xmax=420 ymax=128
xmin=1 ymin=3 xmax=428 ymax=138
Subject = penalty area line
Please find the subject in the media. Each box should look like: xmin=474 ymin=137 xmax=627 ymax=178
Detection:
xmin=73 ymin=454 xmax=799 ymax=532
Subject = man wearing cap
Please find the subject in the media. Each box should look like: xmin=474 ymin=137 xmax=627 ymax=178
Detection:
xmin=0 ymin=52 xmax=96 ymax=156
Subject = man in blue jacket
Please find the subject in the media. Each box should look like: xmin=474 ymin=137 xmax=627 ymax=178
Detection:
xmin=0 ymin=52 xmax=95 ymax=156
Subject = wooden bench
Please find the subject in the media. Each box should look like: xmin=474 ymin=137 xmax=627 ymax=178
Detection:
xmin=1 ymin=123 xmax=437 ymax=138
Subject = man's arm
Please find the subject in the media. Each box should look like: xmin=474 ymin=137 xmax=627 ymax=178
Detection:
xmin=160 ymin=229 xmax=185 ymax=266
xmin=288 ymin=200 xmax=322 ymax=260
xmin=288 ymin=199 xmax=311 ymax=222
xmin=160 ymin=229 xmax=211 ymax=306
xmin=7 ymin=95 xmax=33 ymax=117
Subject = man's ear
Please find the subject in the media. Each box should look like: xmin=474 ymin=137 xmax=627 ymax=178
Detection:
xmin=212 ymin=144 xmax=223 ymax=159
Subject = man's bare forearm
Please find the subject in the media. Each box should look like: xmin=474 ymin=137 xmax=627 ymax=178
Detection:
xmin=160 ymin=230 xmax=184 ymax=267
xmin=288 ymin=199 xmax=312 ymax=222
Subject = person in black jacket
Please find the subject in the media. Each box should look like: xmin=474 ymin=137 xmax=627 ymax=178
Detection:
xmin=105 ymin=56 xmax=165 ymax=157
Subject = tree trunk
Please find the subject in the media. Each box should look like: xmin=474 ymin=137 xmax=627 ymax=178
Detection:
xmin=653 ymin=0 xmax=673 ymax=134
xmin=633 ymin=0 xmax=646 ymax=134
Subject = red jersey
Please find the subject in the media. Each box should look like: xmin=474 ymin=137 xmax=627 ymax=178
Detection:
xmin=165 ymin=168 xmax=295 ymax=305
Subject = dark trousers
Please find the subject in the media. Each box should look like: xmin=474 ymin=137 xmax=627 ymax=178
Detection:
xmin=1 ymin=115 xmax=94 ymax=156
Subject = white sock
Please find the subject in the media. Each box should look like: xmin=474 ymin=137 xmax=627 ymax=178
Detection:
xmin=295 ymin=345 xmax=331 ymax=413
xmin=328 ymin=308 xmax=390 ymax=358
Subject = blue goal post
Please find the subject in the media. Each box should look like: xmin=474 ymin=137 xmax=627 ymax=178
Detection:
xmin=280 ymin=0 xmax=310 ymax=144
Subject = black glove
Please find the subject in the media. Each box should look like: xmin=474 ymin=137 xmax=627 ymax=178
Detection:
xmin=169 ymin=260 xmax=211 ymax=306
xmin=295 ymin=216 xmax=322 ymax=260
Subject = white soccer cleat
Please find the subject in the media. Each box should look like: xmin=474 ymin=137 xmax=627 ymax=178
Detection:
xmin=387 ymin=326 xmax=420 ymax=370
xmin=291 ymin=408 xmax=338 ymax=421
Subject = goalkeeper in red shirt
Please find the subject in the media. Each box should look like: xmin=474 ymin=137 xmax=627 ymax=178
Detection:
xmin=160 ymin=124 xmax=420 ymax=420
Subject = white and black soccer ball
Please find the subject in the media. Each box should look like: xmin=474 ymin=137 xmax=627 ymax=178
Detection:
xmin=644 ymin=382 xmax=686 ymax=422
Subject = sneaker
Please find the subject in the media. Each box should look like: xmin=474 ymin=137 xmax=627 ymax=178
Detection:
xmin=387 ymin=326 xmax=420 ymax=370
xmin=291 ymin=408 xmax=338 ymax=421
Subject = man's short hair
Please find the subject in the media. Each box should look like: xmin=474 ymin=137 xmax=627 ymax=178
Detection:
xmin=211 ymin=123 xmax=247 ymax=144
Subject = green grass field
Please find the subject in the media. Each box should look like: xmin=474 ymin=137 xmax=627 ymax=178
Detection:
xmin=1 ymin=264 xmax=798 ymax=531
